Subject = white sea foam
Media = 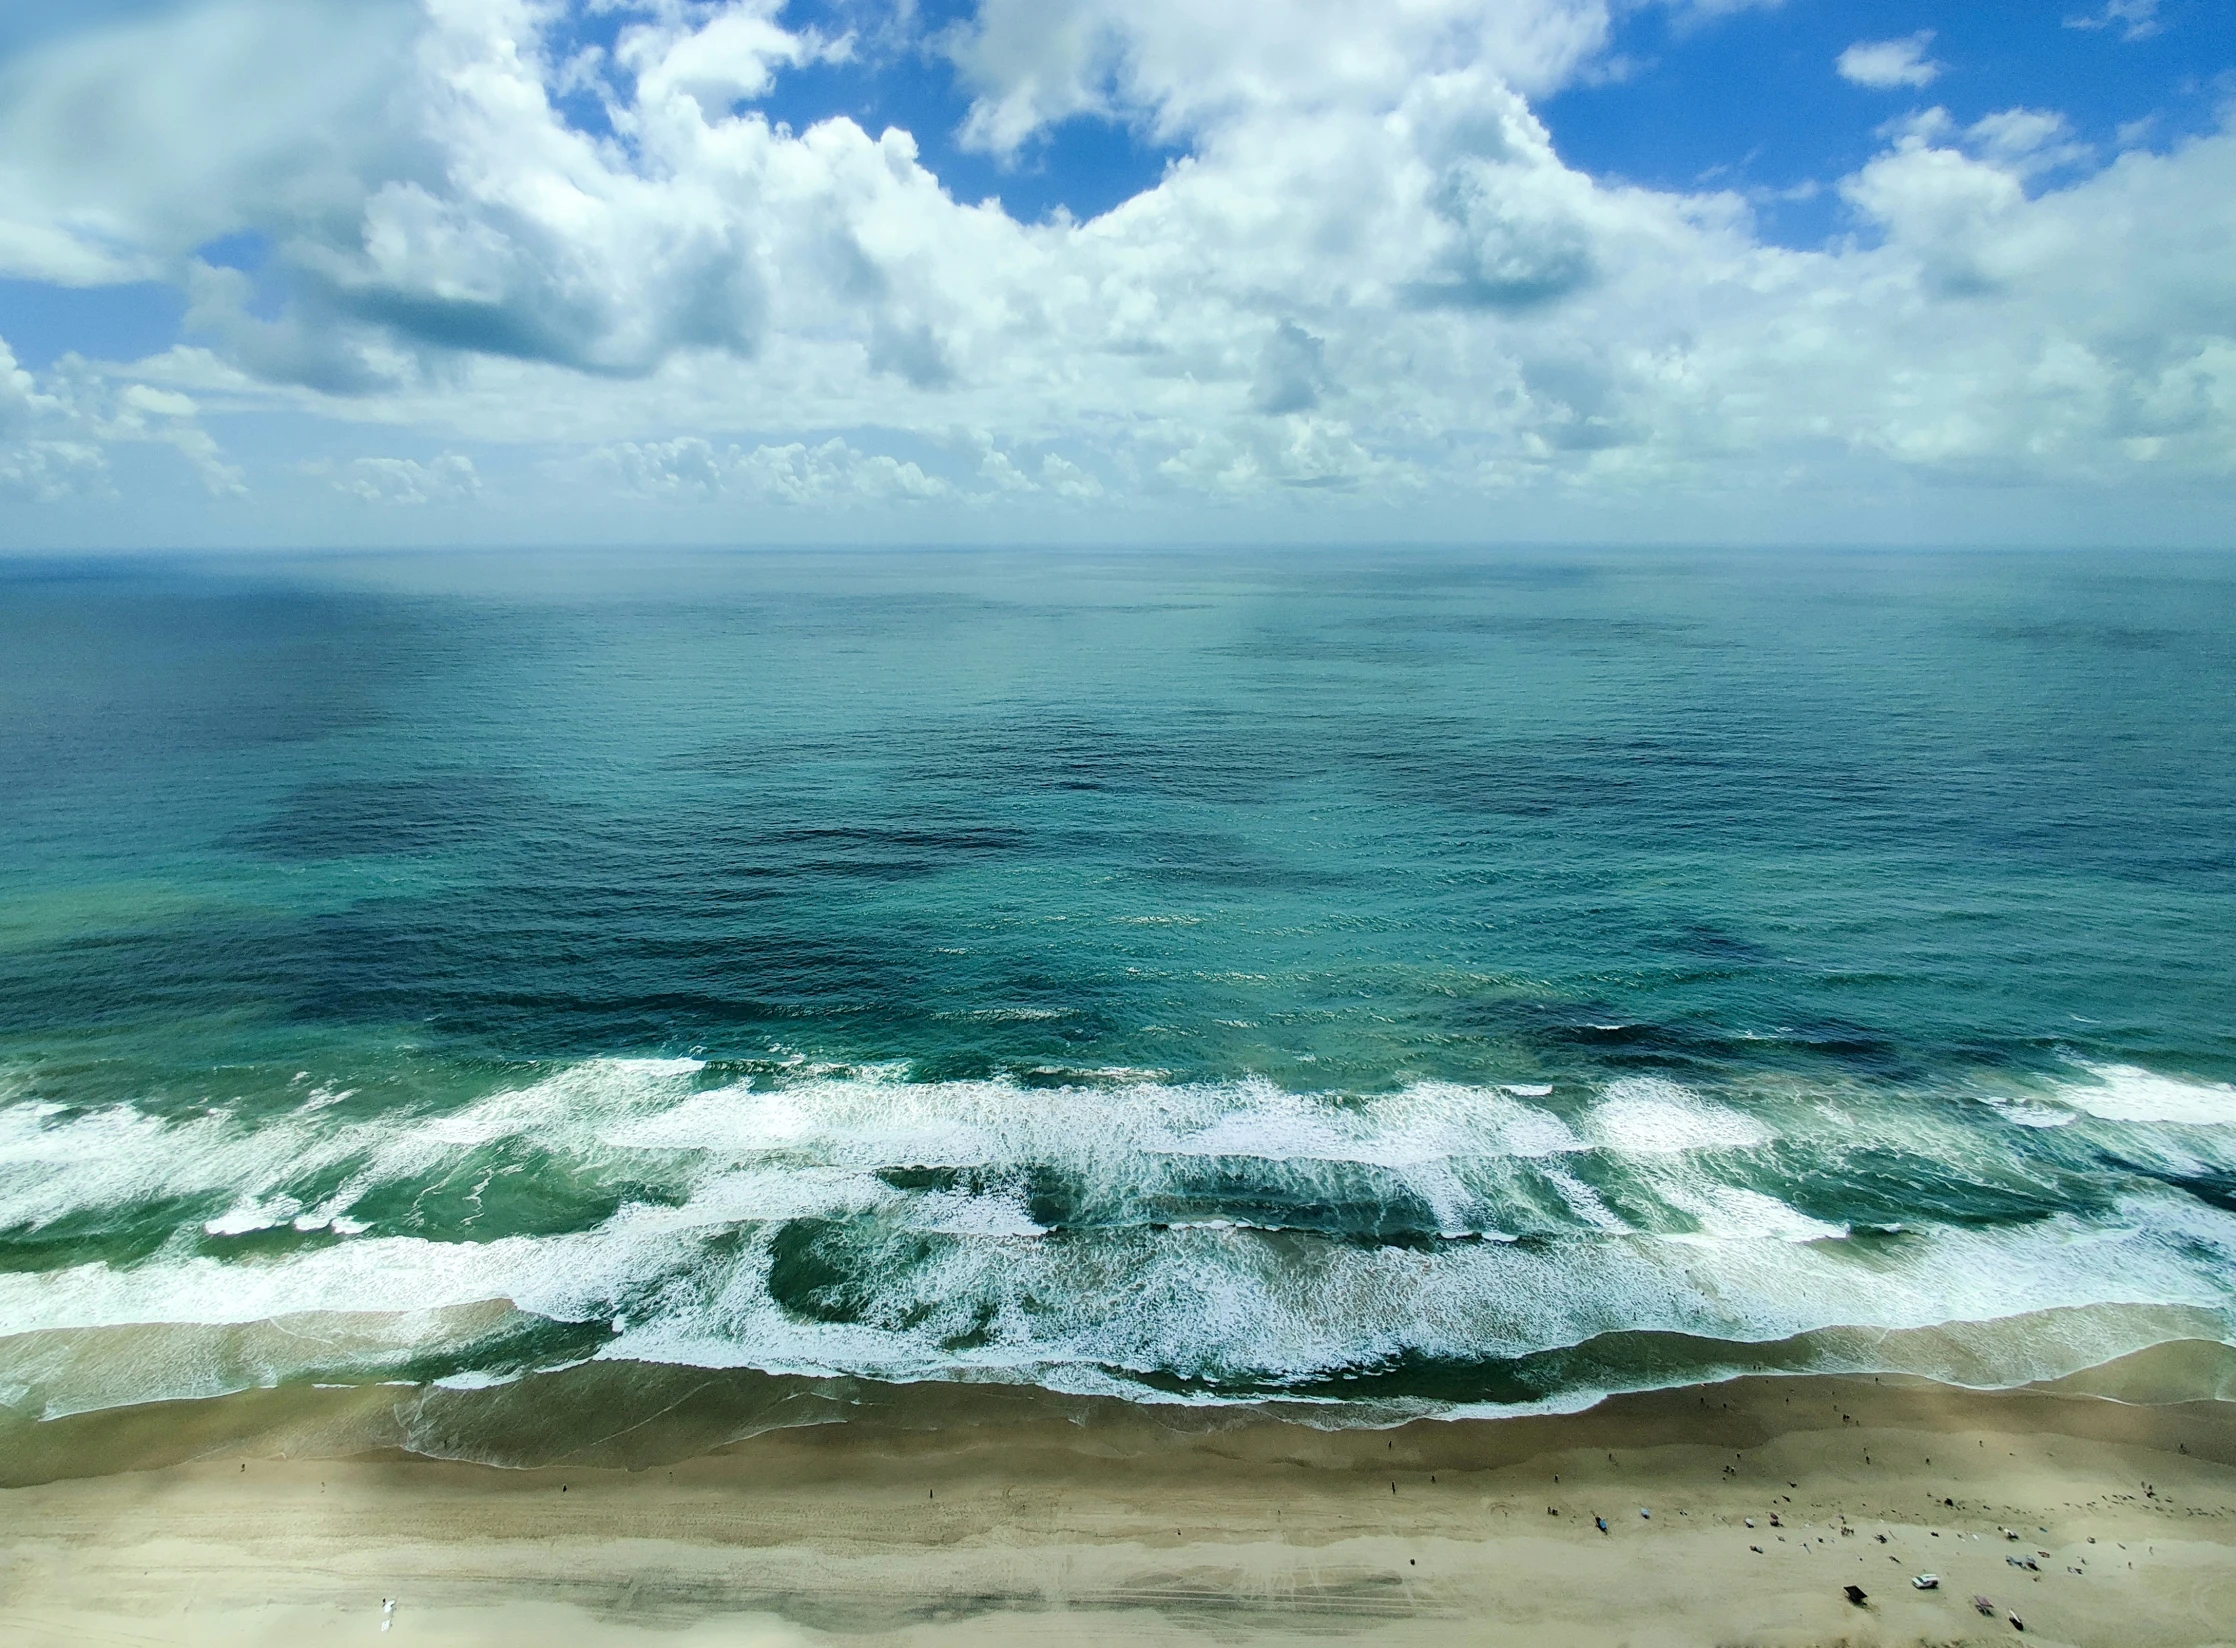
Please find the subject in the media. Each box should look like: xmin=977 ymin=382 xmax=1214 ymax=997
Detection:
xmin=5 ymin=1167 xmax=2229 ymax=1406
xmin=0 ymin=1235 xmax=583 ymax=1336
xmin=1163 ymin=1081 xmax=1585 ymax=1167
xmin=911 ymin=1186 xmax=1046 ymax=1238
xmin=1991 ymin=1101 xmax=2076 ymax=1129
xmin=1582 ymin=1078 xmax=1772 ymax=1155
xmin=1656 ymin=1184 xmax=1845 ymax=1245
xmin=1533 ymin=1164 xmax=1628 ymax=1233
xmin=5 ymin=1055 xmax=2236 ymax=1422
xmin=0 ymin=1055 xmax=711 ymax=1239
xmin=2061 ymin=1064 xmax=2236 ymax=1126
xmin=204 ymin=1194 xmax=303 ymax=1236
xmin=432 ymin=1368 xmax=529 ymax=1391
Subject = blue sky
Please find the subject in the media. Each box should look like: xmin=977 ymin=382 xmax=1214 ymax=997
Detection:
xmin=1549 ymin=1 xmax=2236 ymax=242
xmin=2 ymin=0 xmax=2233 ymax=547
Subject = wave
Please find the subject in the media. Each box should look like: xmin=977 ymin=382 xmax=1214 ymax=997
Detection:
xmin=3 ymin=1056 xmax=2235 ymax=1423
xmin=2059 ymin=1062 xmax=2236 ymax=1126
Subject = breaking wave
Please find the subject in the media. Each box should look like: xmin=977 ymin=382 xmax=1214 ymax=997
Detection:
xmin=4 ymin=1054 xmax=2236 ymax=1424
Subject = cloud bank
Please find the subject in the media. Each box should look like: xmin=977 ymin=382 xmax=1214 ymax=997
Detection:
xmin=0 ymin=0 xmax=2232 ymax=544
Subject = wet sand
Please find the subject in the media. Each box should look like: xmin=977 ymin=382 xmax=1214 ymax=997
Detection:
xmin=4 ymin=1346 xmax=2234 ymax=1646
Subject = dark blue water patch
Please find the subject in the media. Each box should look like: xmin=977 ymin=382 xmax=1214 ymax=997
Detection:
xmin=1976 ymin=622 xmax=2182 ymax=652
xmin=1648 ymin=924 xmax=1772 ymax=970
xmin=1751 ymin=1143 xmax=2113 ymax=1233
xmin=0 ymin=566 xmax=444 ymax=771
xmin=1454 ymin=1002 xmax=1920 ymax=1082
xmin=687 ymin=710 xmax=1303 ymax=815
xmin=0 ymin=915 xmax=331 ymax=1035
xmin=1337 ymin=726 xmax=1877 ymax=840
xmin=227 ymin=772 xmax=548 ymax=861
xmin=1136 ymin=1163 xmax=1449 ymax=1249
xmin=693 ymin=821 xmax=1038 ymax=873
xmin=914 ymin=712 xmax=1304 ymax=807
xmin=1351 ymin=609 xmax=1709 ymax=649
xmin=259 ymin=875 xmax=1092 ymax=1056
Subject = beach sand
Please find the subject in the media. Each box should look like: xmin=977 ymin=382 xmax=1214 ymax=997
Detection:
xmin=4 ymin=1344 xmax=2234 ymax=1647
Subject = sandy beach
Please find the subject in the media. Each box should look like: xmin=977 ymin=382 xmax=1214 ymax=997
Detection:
xmin=4 ymin=1344 xmax=2233 ymax=1647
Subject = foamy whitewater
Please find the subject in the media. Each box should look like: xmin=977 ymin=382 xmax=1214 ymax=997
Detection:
xmin=2 ymin=549 xmax=2234 ymax=1433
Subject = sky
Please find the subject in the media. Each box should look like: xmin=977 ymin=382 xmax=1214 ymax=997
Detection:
xmin=1 ymin=0 xmax=2233 ymax=549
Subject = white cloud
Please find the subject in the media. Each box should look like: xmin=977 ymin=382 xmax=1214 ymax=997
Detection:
xmin=1965 ymin=108 xmax=2090 ymax=177
xmin=319 ymin=453 xmax=481 ymax=504
xmin=976 ymin=440 xmax=1037 ymax=492
xmin=595 ymin=435 xmax=950 ymax=503
xmin=1837 ymin=32 xmax=1941 ymax=90
xmin=1832 ymin=116 xmax=2236 ymax=478
xmin=1655 ymin=0 xmax=1785 ymax=41
xmin=0 ymin=440 xmax=108 ymax=502
xmin=0 ymin=333 xmax=244 ymax=498
xmin=2065 ymin=1 xmax=2162 ymax=43
xmin=0 ymin=0 xmax=420 ymax=286
xmin=617 ymin=0 xmax=850 ymax=113
xmin=1153 ymin=414 xmax=1396 ymax=495
xmin=0 ymin=334 xmax=109 ymax=501
xmin=1 ymin=1 xmax=2233 ymax=540
xmin=0 ymin=337 xmax=57 ymax=435
xmin=1039 ymin=453 xmax=1104 ymax=500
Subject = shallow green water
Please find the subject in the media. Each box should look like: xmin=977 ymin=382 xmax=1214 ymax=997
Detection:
xmin=2 ymin=547 xmax=2233 ymax=1426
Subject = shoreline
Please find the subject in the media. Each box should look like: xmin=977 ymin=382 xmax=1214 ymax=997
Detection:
xmin=5 ymin=1346 xmax=2235 ymax=1644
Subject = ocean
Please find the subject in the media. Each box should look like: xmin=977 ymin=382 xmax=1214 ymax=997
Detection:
xmin=4 ymin=546 xmax=2235 ymax=1451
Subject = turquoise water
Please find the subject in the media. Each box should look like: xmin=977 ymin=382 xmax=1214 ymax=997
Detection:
xmin=3 ymin=547 xmax=2235 ymax=1429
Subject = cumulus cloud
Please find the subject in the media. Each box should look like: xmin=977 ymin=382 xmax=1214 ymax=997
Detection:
xmin=0 ymin=333 xmax=243 ymax=499
xmin=317 ymin=453 xmax=481 ymax=504
xmin=0 ymin=440 xmax=108 ymax=503
xmin=617 ymin=0 xmax=850 ymax=111
xmin=2065 ymin=1 xmax=2162 ymax=43
xmin=0 ymin=337 xmax=56 ymax=434
xmin=112 ymin=384 xmax=248 ymax=497
xmin=1038 ymin=453 xmax=1104 ymax=499
xmin=596 ymin=435 xmax=949 ymax=503
xmin=0 ymin=0 xmax=420 ymax=286
xmin=1155 ymin=414 xmax=1394 ymax=494
xmin=0 ymin=335 xmax=109 ymax=501
xmin=943 ymin=0 xmax=1615 ymax=155
xmin=1833 ymin=116 xmax=2236 ymax=477
xmin=1837 ymin=32 xmax=1942 ymax=90
xmin=1 ymin=0 xmax=2233 ymax=532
